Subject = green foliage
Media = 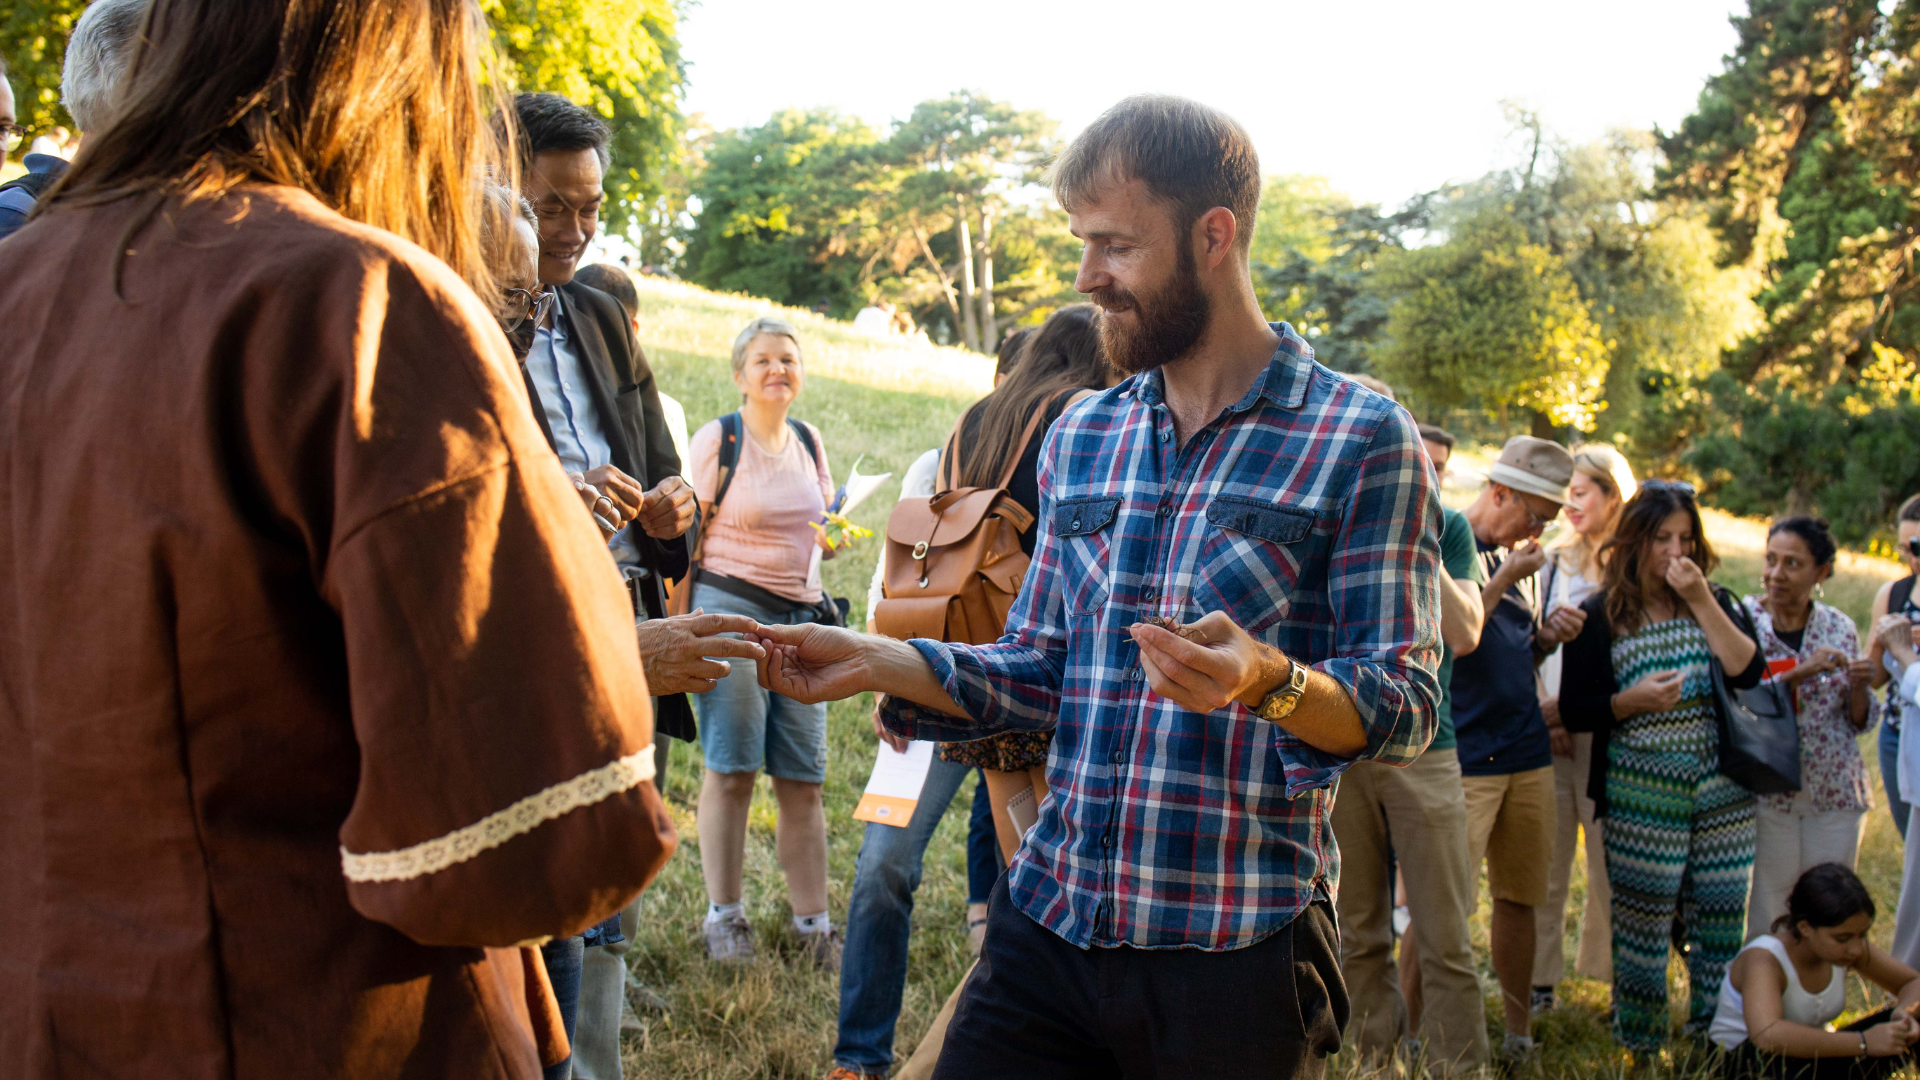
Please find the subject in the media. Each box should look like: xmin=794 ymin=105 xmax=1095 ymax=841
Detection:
xmin=1374 ymin=212 xmax=1611 ymax=430
xmin=0 ymin=0 xmax=85 ymax=137
xmin=677 ymin=92 xmax=1075 ymax=341
xmin=679 ymin=108 xmax=893 ymax=315
xmin=1253 ymin=198 xmax=1427 ymax=373
xmin=1689 ymin=352 xmax=1920 ymax=543
xmin=0 ymin=2 xmax=685 ymax=233
xmin=483 ymin=0 xmax=685 ymax=237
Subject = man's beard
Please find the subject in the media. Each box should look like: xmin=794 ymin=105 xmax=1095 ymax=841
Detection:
xmin=1091 ymin=243 xmax=1211 ymax=375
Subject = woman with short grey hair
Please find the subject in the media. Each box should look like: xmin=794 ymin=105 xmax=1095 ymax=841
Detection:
xmin=686 ymin=315 xmax=844 ymax=969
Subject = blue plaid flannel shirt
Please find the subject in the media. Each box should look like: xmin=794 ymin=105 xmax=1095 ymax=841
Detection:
xmin=882 ymin=325 xmax=1442 ymax=951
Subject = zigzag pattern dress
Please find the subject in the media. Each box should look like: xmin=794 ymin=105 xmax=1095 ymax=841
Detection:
xmin=1603 ymin=617 xmax=1757 ymax=1051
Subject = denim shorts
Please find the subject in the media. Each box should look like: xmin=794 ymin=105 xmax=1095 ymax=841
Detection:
xmin=692 ymin=581 xmax=829 ymax=783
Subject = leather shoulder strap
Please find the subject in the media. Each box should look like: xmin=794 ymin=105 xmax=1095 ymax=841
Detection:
xmin=1895 ymin=574 xmax=1916 ymax=615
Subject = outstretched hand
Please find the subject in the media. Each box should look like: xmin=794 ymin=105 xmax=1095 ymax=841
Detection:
xmin=1129 ymin=611 xmax=1284 ymax=716
xmin=751 ymin=622 xmax=872 ymax=704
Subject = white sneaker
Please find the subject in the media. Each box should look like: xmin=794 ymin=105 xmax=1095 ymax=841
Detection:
xmin=703 ymin=914 xmax=754 ymax=963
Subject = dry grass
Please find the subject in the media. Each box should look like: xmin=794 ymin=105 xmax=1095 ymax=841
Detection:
xmin=618 ymin=283 xmax=1913 ymax=1078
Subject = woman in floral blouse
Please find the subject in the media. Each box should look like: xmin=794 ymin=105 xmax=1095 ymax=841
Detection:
xmin=1743 ymin=516 xmax=1877 ymax=939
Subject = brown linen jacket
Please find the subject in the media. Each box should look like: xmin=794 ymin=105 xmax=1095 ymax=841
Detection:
xmin=0 ymin=186 xmax=676 ymax=1079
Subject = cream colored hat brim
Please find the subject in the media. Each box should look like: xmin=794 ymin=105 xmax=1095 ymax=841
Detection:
xmin=1486 ymin=462 xmax=1570 ymax=505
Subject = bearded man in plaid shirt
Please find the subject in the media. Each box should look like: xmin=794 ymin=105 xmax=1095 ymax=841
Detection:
xmin=754 ymin=94 xmax=1443 ymax=1080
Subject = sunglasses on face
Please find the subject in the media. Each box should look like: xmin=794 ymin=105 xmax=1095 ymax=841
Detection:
xmin=0 ymin=124 xmax=26 ymax=154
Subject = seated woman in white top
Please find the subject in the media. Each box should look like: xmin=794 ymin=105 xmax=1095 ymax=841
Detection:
xmin=1711 ymin=863 xmax=1920 ymax=1080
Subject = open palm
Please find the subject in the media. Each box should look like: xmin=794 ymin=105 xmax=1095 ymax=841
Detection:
xmin=753 ymin=622 xmax=870 ymax=704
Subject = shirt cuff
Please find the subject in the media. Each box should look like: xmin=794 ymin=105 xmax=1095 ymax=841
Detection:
xmin=876 ymin=640 xmax=987 ymax=743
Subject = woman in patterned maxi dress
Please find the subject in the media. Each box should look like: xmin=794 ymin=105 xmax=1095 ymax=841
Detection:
xmin=1559 ymin=483 xmax=1767 ymax=1052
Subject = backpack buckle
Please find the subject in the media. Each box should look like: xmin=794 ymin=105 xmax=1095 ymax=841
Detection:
xmin=912 ymin=540 xmax=929 ymax=560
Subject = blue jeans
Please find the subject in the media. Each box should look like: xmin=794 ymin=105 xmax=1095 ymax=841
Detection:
xmin=967 ymin=768 xmax=1002 ymax=904
xmin=835 ymin=755 xmax=974 ymax=1072
xmin=1884 ymin=718 xmax=1909 ymax=840
xmin=691 ymin=582 xmax=828 ymax=781
xmin=540 ymin=934 xmax=586 ymax=1080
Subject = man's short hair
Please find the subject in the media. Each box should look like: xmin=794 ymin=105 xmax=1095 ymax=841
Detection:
xmin=1049 ymin=94 xmax=1261 ymax=253
xmin=1418 ymin=424 xmax=1456 ymax=451
xmin=574 ymin=262 xmax=638 ymax=321
xmin=511 ymin=92 xmax=611 ymax=172
xmin=63 ymin=0 xmax=148 ymax=132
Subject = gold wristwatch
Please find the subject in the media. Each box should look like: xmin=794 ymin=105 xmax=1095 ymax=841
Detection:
xmin=1251 ymin=658 xmax=1308 ymax=722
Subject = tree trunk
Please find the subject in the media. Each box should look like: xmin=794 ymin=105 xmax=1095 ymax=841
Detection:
xmin=955 ymin=205 xmax=980 ymax=352
xmin=977 ymin=209 xmax=997 ymax=351
xmin=1530 ymin=409 xmax=1556 ymax=441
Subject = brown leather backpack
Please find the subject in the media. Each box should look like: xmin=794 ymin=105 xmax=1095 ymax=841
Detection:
xmin=873 ymin=404 xmax=1055 ymax=645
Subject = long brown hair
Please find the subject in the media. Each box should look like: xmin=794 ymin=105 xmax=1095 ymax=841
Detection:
xmin=1599 ymin=483 xmax=1719 ymax=635
xmin=953 ymin=304 xmax=1109 ymax=488
xmin=41 ymin=0 xmax=508 ymax=298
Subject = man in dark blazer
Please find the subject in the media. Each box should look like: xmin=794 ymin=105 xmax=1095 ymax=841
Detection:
xmin=511 ymin=92 xmax=760 ymax=1080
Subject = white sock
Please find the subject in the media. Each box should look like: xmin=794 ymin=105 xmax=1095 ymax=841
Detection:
xmin=706 ymin=901 xmax=744 ymax=924
xmin=793 ymin=910 xmax=830 ymax=935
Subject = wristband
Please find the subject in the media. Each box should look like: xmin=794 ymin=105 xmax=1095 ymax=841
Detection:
xmin=1860 ymin=1032 xmax=1869 ymax=1057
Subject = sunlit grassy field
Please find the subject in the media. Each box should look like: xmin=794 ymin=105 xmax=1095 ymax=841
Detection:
xmin=619 ymin=277 xmax=1911 ymax=1079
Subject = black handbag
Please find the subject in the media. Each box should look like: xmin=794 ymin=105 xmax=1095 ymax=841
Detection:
xmin=1710 ymin=590 xmax=1800 ymax=794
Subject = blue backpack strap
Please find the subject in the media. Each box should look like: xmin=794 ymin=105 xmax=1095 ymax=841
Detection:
xmin=787 ymin=417 xmax=821 ymax=470
xmin=711 ymin=412 xmax=743 ymax=513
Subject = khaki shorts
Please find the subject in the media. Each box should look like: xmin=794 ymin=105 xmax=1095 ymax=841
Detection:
xmin=1461 ymin=766 xmax=1556 ymax=907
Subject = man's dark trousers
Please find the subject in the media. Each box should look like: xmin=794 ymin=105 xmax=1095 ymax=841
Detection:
xmin=932 ymin=878 xmax=1347 ymax=1080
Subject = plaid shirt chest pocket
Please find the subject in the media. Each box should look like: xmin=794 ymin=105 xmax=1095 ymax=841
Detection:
xmin=1051 ymin=496 xmax=1121 ymax=616
xmin=1195 ymin=496 xmax=1318 ymax=635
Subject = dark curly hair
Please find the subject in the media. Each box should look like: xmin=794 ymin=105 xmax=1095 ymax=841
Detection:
xmin=1772 ymin=862 xmax=1876 ymax=938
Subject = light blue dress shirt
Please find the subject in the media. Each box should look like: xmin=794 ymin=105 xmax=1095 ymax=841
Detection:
xmin=526 ymin=289 xmax=644 ymax=576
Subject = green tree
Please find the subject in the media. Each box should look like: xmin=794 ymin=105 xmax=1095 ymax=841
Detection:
xmin=482 ymin=0 xmax=685 ymax=236
xmin=885 ymin=91 xmax=1056 ymax=350
xmin=679 ymin=108 xmax=895 ymax=314
xmin=1373 ymin=212 xmax=1612 ymax=432
xmin=0 ymin=1 xmax=85 ymax=139
xmin=1246 ymin=175 xmax=1349 ymax=329
xmin=1254 ymin=198 xmax=1429 ymax=374
xmin=0 ymin=2 xmax=686 ymax=231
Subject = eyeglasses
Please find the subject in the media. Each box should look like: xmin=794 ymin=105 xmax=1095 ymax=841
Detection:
xmin=1521 ymin=497 xmax=1559 ymax=533
xmin=1641 ymin=478 xmax=1697 ymax=498
xmin=0 ymin=124 xmax=25 ymax=154
xmin=500 ymin=286 xmax=555 ymax=333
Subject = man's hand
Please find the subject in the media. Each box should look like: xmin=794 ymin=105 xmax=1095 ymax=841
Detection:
xmin=637 ymin=476 xmax=697 ymax=540
xmin=582 ymin=464 xmax=646 ymax=527
xmin=871 ymin=696 xmax=909 ymax=754
xmin=570 ymin=475 xmax=619 ymax=539
xmin=633 ymin=612 xmax=766 ymax=696
xmin=1665 ymin=555 xmax=1714 ymax=608
xmin=1536 ymin=604 xmax=1588 ymax=650
xmin=1129 ymin=611 xmax=1286 ymax=716
xmin=1501 ymin=541 xmax=1549 ymax=582
xmin=751 ymin=622 xmax=874 ymax=704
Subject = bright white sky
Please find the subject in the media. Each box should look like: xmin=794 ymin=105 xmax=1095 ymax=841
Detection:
xmin=678 ymin=0 xmax=1744 ymax=208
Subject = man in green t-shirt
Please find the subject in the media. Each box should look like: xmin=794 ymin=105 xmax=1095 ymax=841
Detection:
xmin=1331 ymin=422 xmax=1490 ymax=1073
